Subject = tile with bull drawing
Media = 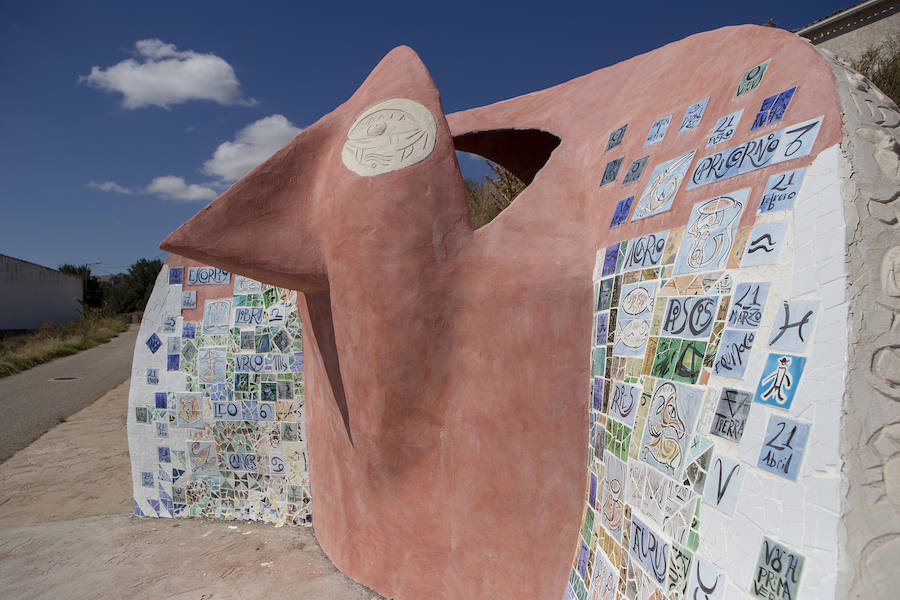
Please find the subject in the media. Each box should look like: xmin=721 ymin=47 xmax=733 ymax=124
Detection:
xmin=631 ymin=151 xmax=695 ymax=221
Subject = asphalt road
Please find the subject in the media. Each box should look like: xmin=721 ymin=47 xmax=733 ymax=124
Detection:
xmin=0 ymin=324 xmax=138 ymax=462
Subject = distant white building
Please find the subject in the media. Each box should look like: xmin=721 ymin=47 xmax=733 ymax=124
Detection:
xmin=794 ymin=0 xmax=900 ymax=63
xmin=0 ymin=254 xmax=82 ymax=330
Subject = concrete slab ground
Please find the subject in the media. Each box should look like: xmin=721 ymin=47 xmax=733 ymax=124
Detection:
xmin=0 ymin=379 xmax=382 ymax=600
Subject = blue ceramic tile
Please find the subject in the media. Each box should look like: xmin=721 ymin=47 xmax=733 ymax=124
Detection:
xmin=609 ymin=196 xmax=634 ymax=228
xmin=754 ymin=352 xmax=806 ymax=410
xmin=756 ymin=415 xmax=811 ymax=481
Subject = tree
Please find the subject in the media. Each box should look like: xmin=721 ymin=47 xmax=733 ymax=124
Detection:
xmin=102 ymin=258 xmax=163 ymax=314
xmin=851 ymin=35 xmax=900 ymax=108
xmin=464 ymin=160 xmax=526 ymax=229
xmin=58 ymin=263 xmax=103 ymax=309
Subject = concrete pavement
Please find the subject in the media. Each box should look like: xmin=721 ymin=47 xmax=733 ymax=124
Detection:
xmin=0 ymin=324 xmax=138 ymax=462
xmin=0 ymin=379 xmax=381 ymax=600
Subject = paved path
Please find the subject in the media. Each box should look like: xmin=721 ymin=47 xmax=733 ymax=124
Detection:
xmin=0 ymin=324 xmax=138 ymax=462
xmin=0 ymin=380 xmax=380 ymax=600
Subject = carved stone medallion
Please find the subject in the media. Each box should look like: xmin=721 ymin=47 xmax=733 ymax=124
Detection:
xmin=341 ymin=98 xmax=436 ymax=176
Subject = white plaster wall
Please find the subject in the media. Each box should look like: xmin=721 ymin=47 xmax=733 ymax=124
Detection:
xmin=698 ymin=144 xmax=846 ymax=600
xmin=0 ymin=256 xmax=82 ymax=329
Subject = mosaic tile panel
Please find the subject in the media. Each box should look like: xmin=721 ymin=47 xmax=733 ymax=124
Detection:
xmin=566 ymin=58 xmax=846 ymax=600
xmin=128 ymin=261 xmax=310 ymax=526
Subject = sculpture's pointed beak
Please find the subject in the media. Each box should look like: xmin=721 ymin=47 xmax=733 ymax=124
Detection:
xmin=162 ymin=44 xmax=469 ymax=292
xmin=160 ymin=122 xmax=332 ymax=292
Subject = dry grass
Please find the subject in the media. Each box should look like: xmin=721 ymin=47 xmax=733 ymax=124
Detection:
xmin=0 ymin=313 xmax=127 ymax=378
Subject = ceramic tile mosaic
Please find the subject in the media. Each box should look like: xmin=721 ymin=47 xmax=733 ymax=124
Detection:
xmin=741 ymin=220 xmax=789 ymax=268
xmin=622 ymin=155 xmax=650 ymax=185
xmin=706 ymin=109 xmax=743 ymax=147
xmin=645 ymin=116 xmax=672 ymax=146
xmin=735 ymin=58 xmax=771 ymax=97
xmin=609 ymin=196 xmax=634 ymax=228
xmin=606 ymin=124 xmax=628 ymax=151
xmin=679 ymin=98 xmax=709 ymax=132
xmin=750 ymin=86 xmax=797 ymax=131
xmin=601 ymin=157 xmax=624 ymax=186
xmin=631 ymin=151 xmax=695 ymax=221
xmin=565 ymin=66 xmax=846 ymax=599
xmin=758 ymin=167 xmax=807 ymax=214
xmin=687 ymin=117 xmax=823 ymax=189
xmin=128 ymin=261 xmax=310 ymax=526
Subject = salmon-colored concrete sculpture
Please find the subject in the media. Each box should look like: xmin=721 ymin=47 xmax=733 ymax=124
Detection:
xmin=161 ymin=23 xmax=899 ymax=600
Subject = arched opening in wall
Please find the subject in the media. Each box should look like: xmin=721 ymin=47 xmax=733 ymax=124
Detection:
xmin=454 ymin=129 xmax=561 ymax=229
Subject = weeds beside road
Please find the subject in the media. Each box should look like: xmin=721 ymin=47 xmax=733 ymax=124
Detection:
xmin=0 ymin=313 xmax=128 ymax=378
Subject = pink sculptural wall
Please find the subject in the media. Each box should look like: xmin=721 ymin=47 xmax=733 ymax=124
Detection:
xmin=155 ymin=23 xmax=899 ymax=600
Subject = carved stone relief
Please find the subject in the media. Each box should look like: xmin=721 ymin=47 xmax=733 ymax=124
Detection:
xmin=820 ymin=48 xmax=900 ymax=598
xmin=341 ymin=97 xmax=437 ymax=176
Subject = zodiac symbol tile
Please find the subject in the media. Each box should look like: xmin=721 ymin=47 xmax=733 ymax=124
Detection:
xmin=741 ymin=220 xmax=789 ymax=268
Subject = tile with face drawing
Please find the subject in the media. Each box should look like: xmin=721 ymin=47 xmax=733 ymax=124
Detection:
xmin=613 ymin=281 xmax=659 ymax=357
xmin=631 ymin=151 xmax=696 ymax=221
xmin=673 ymin=189 xmax=748 ymax=275
xmin=639 ymin=379 xmax=703 ymax=478
xmin=740 ymin=220 xmax=789 ymax=267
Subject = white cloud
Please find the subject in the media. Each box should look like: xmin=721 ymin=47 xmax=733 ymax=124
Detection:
xmin=88 ymin=180 xmax=133 ymax=193
xmin=203 ymin=114 xmax=302 ymax=181
xmin=144 ymin=176 xmax=217 ymax=201
xmin=80 ymin=38 xmax=255 ymax=109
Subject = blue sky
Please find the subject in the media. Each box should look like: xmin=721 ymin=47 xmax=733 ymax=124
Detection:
xmin=0 ymin=0 xmax=850 ymax=275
